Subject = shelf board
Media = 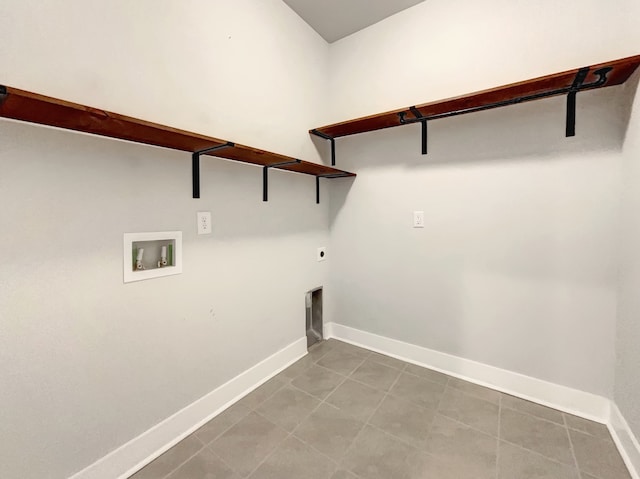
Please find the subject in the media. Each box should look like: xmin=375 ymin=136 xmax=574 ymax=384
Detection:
xmin=311 ymin=54 xmax=640 ymax=138
xmin=0 ymin=85 xmax=355 ymax=178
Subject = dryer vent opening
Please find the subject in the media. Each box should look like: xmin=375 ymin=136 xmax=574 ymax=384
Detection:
xmin=306 ymin=287 xmax=323 ymax=348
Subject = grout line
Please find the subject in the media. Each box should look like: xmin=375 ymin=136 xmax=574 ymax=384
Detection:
xmin=496 ymin=394 xmax=502 ymax=479
xmin=157 ymin=440 xmax=208 ymax=479
xmin=565 ymin=413 xmax=585 ymax=479
xmin=243 ymin=343 xmax=371 ymax=478
xmin=499 ymin=436 xmax=582 ymax=471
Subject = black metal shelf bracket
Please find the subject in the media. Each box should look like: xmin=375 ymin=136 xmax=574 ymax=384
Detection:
xmin=311 ymin=129 xmax=336 ymax=166
xmin=393 ymin=64 xmax=613 ymax=143
xmin=315 ymin=172 xmax=353 ymax=204
xmin=0 ymin=85 xmax=7 ymax=105
xmin=192 ymin=142 xmax=235 ymax=199
xmin=566 ymin=67 xmax=590 ymax=137
xmin=263 ymin=160 xmax=301 ymax=202
xmin=399 ymin=107 xmax=429 ymax=155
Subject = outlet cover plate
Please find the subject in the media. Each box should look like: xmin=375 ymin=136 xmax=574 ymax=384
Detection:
xmin=413 ymin=211 xmax=425 ymax=228
xmin=197 ymin=211 xmax=212 ymax=235
xmin=317 ymin=247 xmax=326 ymax=262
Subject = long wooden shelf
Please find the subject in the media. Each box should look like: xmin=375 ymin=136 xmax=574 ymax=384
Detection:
xmin=0 ymin=85 xmax=356 ymax=179
xmin=311 ymin=54 xmax=640 ymax=139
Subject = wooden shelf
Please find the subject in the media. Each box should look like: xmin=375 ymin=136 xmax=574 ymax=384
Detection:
xmin=0 ymin=85 xmax=356 ymax=179
xmin=311 ymin=55 xmax=640 ymax=139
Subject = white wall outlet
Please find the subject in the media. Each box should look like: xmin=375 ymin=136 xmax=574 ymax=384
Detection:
xmin=197 ymin=211 xmax=212 ymax=235
xmin=317 ymin=247 xmax=326 ymax=262
xmin=413 ymin=211 xmax=425 ymax=228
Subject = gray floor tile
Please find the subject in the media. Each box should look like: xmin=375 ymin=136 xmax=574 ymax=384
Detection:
xmin=239 ymin=376 xmax=287 ymax=410
xmin=502 ymin=394 xmax=564 ymax=424
xmin=130 ymin=342 xmax=630 ymax=479
xmin=291 ymin=364 xmax=345 ymax=400
xmin=438 ymin=387 xmax=499 ymax=436
xmin=325 ymin=339 xmax=371 ymax=358
xmin=256 ymin=386 xmax=321 ymax=432
xmin=330 ymin=470 xmax=359 ymax=479
xmin=317 ymin=348 xmax=367 ymax=376
xmin=307 ymin=341 xmax=334 ymax=361
xmin=325 ymin=379 xmax=385 ymax=422
xmin=404 ymin=363 xmax=450 ymax=384
xmin=423 ymin=415 xmax=497 ymax=479
xmin=368 ymin=352 xmax=407 ymax=370
xmin=130 ymin=434 xmax=203 ymax=479
xmin=195 ymin=403 xmax=252 ymax=444
xmin=248 ymin=436 xmax=336 ymax=479
xmin=369 ymin=395 xmax=435 ymax=448
xmin=389 ymin=372 xmax=445 ymax=409
xmin=564 ymin=413 xmax=612 ymax=440
xmin=277 ymin=354 xmax=316 ymax=380
xmin=350 ymin=359 xmax=401 ymax=392
xmin=211 ymin=412 xmax=288 ymax=477
xmin=447 ymin=377 xmax=501 ymax=405
xmin=569 ymin=428 xmax=631 ymax=479
xmin=166 ymin=447 xmax=240 ymax=479
xmin=500 ymin=408 xmax=574 ymax=465
xmin=341 ymin=425 xmax=433 ymax=479
xmin=498 ymin=442 xmax=579 ymax=479
xmin=294 ymin=403 xmax=364 ymax=461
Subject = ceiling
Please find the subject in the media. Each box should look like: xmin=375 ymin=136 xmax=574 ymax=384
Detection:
xmin=283 ymin=0 xmax=425 ymax=43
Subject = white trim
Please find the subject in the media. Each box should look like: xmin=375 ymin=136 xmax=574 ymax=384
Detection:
xmin=609 ymin=403 xmax=640 ymax=479
xmin=69 ymin=337 xmax=307 ymax=479
xmin=325 ymin=322 xmax=610 ymax=422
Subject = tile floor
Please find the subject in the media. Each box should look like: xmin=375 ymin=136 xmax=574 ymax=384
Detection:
xmin=130 ymin=339 xmax=631 ymax=479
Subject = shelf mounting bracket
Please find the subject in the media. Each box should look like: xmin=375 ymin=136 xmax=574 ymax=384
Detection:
xmin=410 ymin=106 xmax=428 ymax=155
xmin=263 ymin=160 xmax=301 ymax=202
xmin=311 ymin=129 xmax=336 ymax=166
xmin=315 ymin=172 xmax=353 ymax=204
xmin=566 ymin=67 xmax=590 ymax=137
xmin=0 ymin=85 xmax=7 ymax=106
xmin=192 ymin=142 xmax=234 ymax=199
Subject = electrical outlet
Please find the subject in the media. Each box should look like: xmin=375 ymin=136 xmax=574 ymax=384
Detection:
xmin=317 ymin=247 xmax=326 ymax=262
xmin=413 ymin=211 xmax=425 ymax=228
xmin=197 ymin=211 xmax=212 ymax=235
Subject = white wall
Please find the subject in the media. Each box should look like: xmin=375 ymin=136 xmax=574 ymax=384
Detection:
xmin=616 ymin=69 xmax=640 ymax=442
xmin=0 ymin=1 xmax=329 ymax=478
xmin=326 ymin=0 xmax=635 ymax=397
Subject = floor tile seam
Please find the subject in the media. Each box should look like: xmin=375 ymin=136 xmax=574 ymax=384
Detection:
xmin=565 ymin=425 xmax=615 ymax=443
xmin=337 ymin=366 xmax=411 ymax=467
xmin=401 ymin=368 xmax=452 ymax=388
xmin=360 ymin=371 xmax=424 ymax=451
xmin=157 ymin=440 xmax=209 ymax=479
xmin=443 ymin=383 xmax=505 ymax=409
xmin=565 ymin=424 xmax=585 ymax=479
xmin=195 ymin=407 xmax=253 ymax=447
xmin=245 ymin=373 xmax=352 ymax=478
xmin=495 ymin=394 xmax=502 ymax=479
xmin=499 ymin=436 xmax=581 ymax=469
xmin=246 ymin=381 xmax=288 ymax=412
xmin=367 ymin=357 xmax=410 ymax=371
xmin=432 ymin=412 xmax=499 ymax=440
xmin=500 ymin=404 xmax=568 ymax=428
xmin=205 ymin=444 xmax=245 ymax=479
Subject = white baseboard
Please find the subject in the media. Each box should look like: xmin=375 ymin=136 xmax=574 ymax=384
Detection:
xmin=609 ymin=403 xmax=640 ymax=479
xmin=325 ymin=322 xmax=609 ymax=422
xmin=69 ymin=337 xmax=307 ymax=479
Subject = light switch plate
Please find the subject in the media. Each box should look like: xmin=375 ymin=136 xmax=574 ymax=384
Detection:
xmin=197 ymin=211 xmax=212 ymax=235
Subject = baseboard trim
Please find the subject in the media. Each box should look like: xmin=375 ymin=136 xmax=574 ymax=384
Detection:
xmin=325 ymin=322 xmax=609 ymax=422
xmin=609 ymin=403 xmax=640 ymax=479
xmin=69 ymin=337 xmax=307 ymax=479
